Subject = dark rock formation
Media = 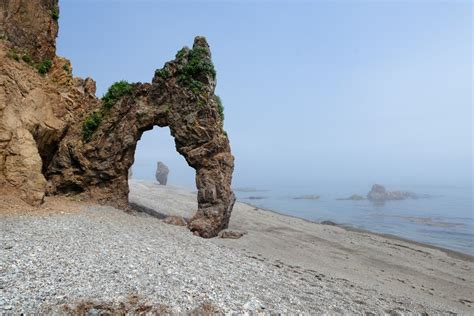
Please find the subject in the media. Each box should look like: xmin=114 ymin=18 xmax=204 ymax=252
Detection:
xmin=245 ymin=196 xmax=267 ymax=200
xmin=0 ymin=1 xmax=236 ymax=238
xmin=336 ymin=194 xmax=365 ymax=201
xmin=155 ymin=161 xmax=169 ymax=185
xmin=293 ymin=194 xmax=320 ymax=200
xmin=320 ymin=220 xmax=337 ymax=226
xmin=163 ymin=215 xmax=187 ymax=226
xmin=218 ymin=229 xmax=247 ymax=239
xmin=367 ymin=184 xmax=417 ymax=201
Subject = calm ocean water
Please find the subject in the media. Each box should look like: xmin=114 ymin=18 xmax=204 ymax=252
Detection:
xmin=131 ymin=159 xmax=472 ymax=255
xmin=234 ymin=184 xmax=473 ymax=255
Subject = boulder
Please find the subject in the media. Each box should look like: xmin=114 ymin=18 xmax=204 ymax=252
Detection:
xmin=218 ymin=229 xmax=247 ymax=239
xmin=155 ymin=161 xmax=169 ymax=185
xmin=163 ymin=216 xmax=187 ymax=226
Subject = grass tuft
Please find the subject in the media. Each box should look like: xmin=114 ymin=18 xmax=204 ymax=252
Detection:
xmin=7 ymin=51 xmax=20 ymax=61
xmin=37 ymin=59 xmax=52 ymax=75
xmin=21 ymin=54 xmax=32 ymax=64
xmin=82 ymin=111 xmax=103 ymax=142
xmin=101 ymin=80 xmax=133 ymax=110
xmin=214 ymin=95 xmax=224 ymax=121
xmin=176 ymin=43 xmax=215 ymax=94
xmin=82 ymin=81 xmax=133 ymax=141
xmin=51 ymin=6 xmax=59 ymax=21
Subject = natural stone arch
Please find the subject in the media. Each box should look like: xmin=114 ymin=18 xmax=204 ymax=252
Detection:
xmin=46 ymin=37 xmax=235 ymax=238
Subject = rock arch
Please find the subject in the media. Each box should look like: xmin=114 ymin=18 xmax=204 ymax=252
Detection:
xmin=46 ymin=37 xmax=235 ymax=238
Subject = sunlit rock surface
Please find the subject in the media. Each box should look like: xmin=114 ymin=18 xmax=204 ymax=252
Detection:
xmin=0 ymin=0 xmax=235 ymax=238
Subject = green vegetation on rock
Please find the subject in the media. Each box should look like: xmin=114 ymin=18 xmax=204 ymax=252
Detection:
xmin=7 ymin=51 xmax=19 ymax=61
xmin=101 ymin=80 xmax=133 ymax=110
xmin=51 ymin=6 xmax=59 ymax=21
xmin=82 ymin=111 xmax=103 ymax=142
xmin=155 ymin=68 xmax=170 ymax=80
xmin=175 ymin=48 xmax=187 ymax=60
xmin=82 ymin=81 xmax=133 ymax=142
xmin=213 ymin=95 xmax=224 ymax=121
xmin=37 ymin=59 xmax=52 ymax=75
xmin=177 ymin=44 xmax=216 ymax=94
xmin=21 ymin=54 xmax=32 ymax=64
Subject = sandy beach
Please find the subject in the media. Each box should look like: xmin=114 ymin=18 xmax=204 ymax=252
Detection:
xmin=130 ymin=180 xmax=474 ymax=313
xmin=1 ymin=180 xmax=473 ymax=314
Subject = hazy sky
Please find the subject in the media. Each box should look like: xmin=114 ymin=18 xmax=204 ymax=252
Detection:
xmin=57 ymin=0 xmax=472 ymax=190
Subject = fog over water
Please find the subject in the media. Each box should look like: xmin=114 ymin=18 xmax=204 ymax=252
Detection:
xmin=57 ymin=2 xmax=472 ymax=252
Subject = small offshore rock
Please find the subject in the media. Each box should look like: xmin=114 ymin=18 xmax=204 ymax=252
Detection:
xmin=337 ymin=194 xmax=365 ymax=201
xmin=155 ymin=161 xmax=169 ymax=185
xmin=163 ymin=215 xmax=187 ymax=226
xmin=293 ymin=194 xmax=320 ymax=200
xmin=245 ymin=196 xmax=267 ymax=200
xmin=367 ymin=184 xmax=417 ymax=201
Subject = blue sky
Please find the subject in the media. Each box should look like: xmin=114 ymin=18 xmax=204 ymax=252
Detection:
xmin=57 ymin=0 xmax=472 ymax=190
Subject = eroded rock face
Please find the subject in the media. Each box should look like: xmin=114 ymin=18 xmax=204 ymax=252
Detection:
xmin=0 ymin=1 xmax=236 ymax=238
xmin=0 ymin=39 xmax=98 ymax=205
xmin=0 ymin=0 xmax=59 ymax=61
xmin=46 ymin=37 xmax=235 ymax=238
xmin=155 ymin=161 xmax=169 ymax=185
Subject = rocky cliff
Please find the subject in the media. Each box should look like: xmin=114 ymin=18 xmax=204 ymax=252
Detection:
xmin=0 ymin=0 xmax=235 ymax=237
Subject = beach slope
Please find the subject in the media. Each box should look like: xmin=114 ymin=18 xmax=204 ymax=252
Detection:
xmin=0 ymin=181 xmax=472 ymax=313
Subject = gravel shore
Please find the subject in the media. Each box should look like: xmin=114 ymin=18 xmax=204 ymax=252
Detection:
xmin=1 ymin=181 xmax=473 ymax=314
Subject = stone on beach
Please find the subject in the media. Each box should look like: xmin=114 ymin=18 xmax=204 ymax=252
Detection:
xmin=163 ymin=215 xmax=187 ymax=226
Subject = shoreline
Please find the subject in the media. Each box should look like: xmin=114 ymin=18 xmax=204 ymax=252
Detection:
xmin=238 ymin=199 xmax=474 ymax=262
xmin=128 ymin=180 xmax=474 ymax=313
xmin=2 ymin=181 xmax=473 ymax=313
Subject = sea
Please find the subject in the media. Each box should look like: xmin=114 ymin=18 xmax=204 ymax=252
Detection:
xmin=233 ymin=184 xmax=473 ymax=256
xmin=130 ymin=154 xmax=473 ymax=256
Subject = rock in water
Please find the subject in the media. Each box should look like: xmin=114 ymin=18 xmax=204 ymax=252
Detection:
xmin=293 ymin=194 xmax=320 ymax=200
xmin=367 ymin=184 xmax=417 ymax=201
xmin=336 ymin=194 xmax=365 ymax=201
xmin=367 ymin=184 xmax=387 ymax=200
xmin=155 ymin=161 xmax=169 ymax=185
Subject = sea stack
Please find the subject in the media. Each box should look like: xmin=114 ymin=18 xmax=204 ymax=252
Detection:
xmin=155 ymin=161 xmax=169 ymax=185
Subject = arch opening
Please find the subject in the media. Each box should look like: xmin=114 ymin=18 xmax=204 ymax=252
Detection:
xmin=130 ymin=126 xmax=195 ymax=188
